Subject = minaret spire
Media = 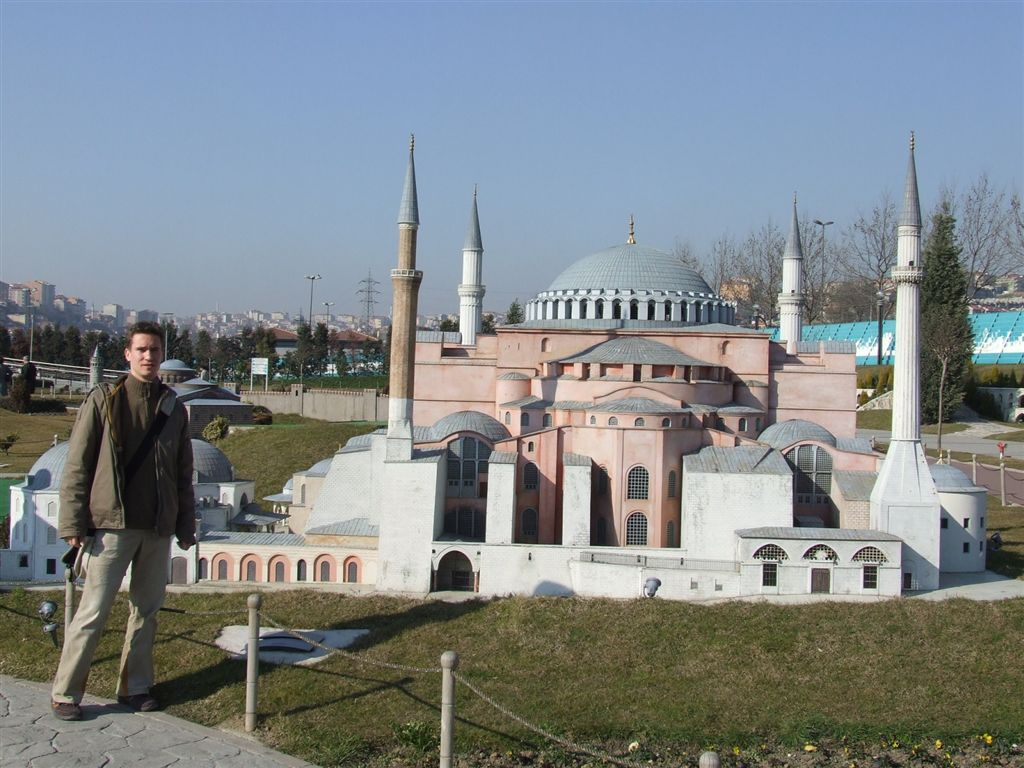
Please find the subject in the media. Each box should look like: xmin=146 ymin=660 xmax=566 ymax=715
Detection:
xmin=387 ymin=135 xmax=424 ymax=460
xmin=777 ymin=193 xmax=806 ymax=351
xmin=869 ymin=132 xmax=941 ymax=591
xmin=458 ymin=186 xmax=486 ymax=346
xmin=627 ymin=215 xmax=636 ymax=245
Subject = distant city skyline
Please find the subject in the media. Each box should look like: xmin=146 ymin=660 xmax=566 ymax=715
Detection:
xmin=2 ymin=1 xmax=1021 ymax=317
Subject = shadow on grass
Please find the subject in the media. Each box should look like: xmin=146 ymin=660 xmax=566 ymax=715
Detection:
xmin=988 ymin=549 xmax=1024 ymax=579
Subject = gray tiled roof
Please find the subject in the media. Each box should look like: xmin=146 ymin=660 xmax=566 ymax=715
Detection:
xmin=488 ymin=451 xmax=519 ymax=464
xmin=416 ymin=331 xmax=462 ymax=343
xmin=558 ymin=336 xmax=712 ymax=366
xmin=432 ymin=410 xmax=511 ymax=442
xmin=758 ymin=419 xmax=837 ymax=449
xmin=716 ymin=404 xmax=765 ymax=415
xmin=545 ymin=243 xmax=714 ymax=294
xmin=930 ymin=464 xmax=983 ymax=491
xmin=551 ymin=400 xmax=593 ymax=410
xmin=306 ymin=518 xmax=379 ymax=537
xmin=200 ymin=531 xmax=306 ymax=546
xmin=833 ymin=470 xmax=878 ymax=501
xmin=302 ymin=458 xmax=334 ymax=476
xmin=231 ymin=509 xmax=289 ymax=526
xmin=590 ymin=397 xmax=688 ymax=414
xmin=684 ymin=446 xmax=791 ymax=475
xmin=499 ymin=395 xmax=542 ymax=408
xmin=497 ymin=371 xmax=531 ymax=380
xmin=836 ymin=437 xmax=877 ymax=455
xmin=735 ymin=527 xmax=902 ymax=542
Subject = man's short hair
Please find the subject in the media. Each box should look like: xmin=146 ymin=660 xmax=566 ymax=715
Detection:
xmin=125 ymin=321 xmax=164 ymax=348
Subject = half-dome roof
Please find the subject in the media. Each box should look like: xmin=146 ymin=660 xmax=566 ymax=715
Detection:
xmin=930 ymin=464 xmax=981 ymax=491
xmin=431 ymin=410 xmax=511 ymax=442
xmin=758 ymin=419 xmax=837 ymax=449
xmin=546 ymin=243 xmax=713 ymax=295
xmin=192 ymin=439 xmax=234 ymax=483
xmin=26 ymin=442 xmax=71 ymax=490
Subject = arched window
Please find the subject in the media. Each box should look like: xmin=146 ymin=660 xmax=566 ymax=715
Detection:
xmin=46 ymin=525 xmax=57 ymax=545
xmin=784 ymin=445 xmax=834 ymax=504
xmin=520 ymin=412 xmax=530 ymax=427
xmin=217 ymin=559 xmax=228 ymax=580
xmin=245 ymin=561 xmax=257 ymax=581
xmin=543 ymin=413 xmax=552 ymax=427
xmin=198 ymin=558 xmax=208 ymax=580
xmin=523 ymin=462 xmax=539 ymax=490
xmin=314 ymin=555 xmax=335 ymax=582
xmin=753 ymin=544 xmax=789 ymax=561
xmin=522 ymin=508 xmax=538 ymax=537
xmin=344 ymin=557 xmax=361 ymax=583
xmin=320 ymin=561 xmax=331 ymax=582
xmin=541 ymin=337 xmax=550 ymax=352
xmin=666 ymin=520 xmax=676 ymax=547
xmin=625 ymin=512 xmax=648 ymax=545
xmin=667 ymin=470 xmax=677 ymax=498
xmin=504 ymin=411 xmax=511 ymax=425
xmin=597 ymin=465 xmax=609 ymax=496
xmin=589 ymin=415 xmax=596 ymax=425
xmin=802 ymin=544 xmax=838 ymax=562
xmin=852 ymin=547 xmax=888 ymax=563
xmin=596 ymin=300 xmax=605 ymax=319
xmin=527 ymin=441 xmax=534 ymax=452
xmin=608 ymin=417 xmax=619 ymax=426
xmin=296 ymin=560 xmax=307 ymax=581
xmin=273 ymin=561 xmax=286 ymax=582
xmin=580 ymin=299 xmax=589 ymax=319
xmin=447 ymin=436 xmax=492 ymax=499
xmin=47 ymin=501 xmax=57 ymax=518
xmin=627 ymin=466 xmax=649 ymax=500
xmin=647 ymin=300 xmax=657 ymax=320
xmin=738 ymin=418 xmax=748 ymax=432
xmin=634 ymin=417 xmax=645 ymax=427
xmin=629 ymin=300 xmax=639 ymax=320
xmin=661 ymin=417 xmax=671 ymax=427
xmin=755 ymin=417 xmax=762 ymax=431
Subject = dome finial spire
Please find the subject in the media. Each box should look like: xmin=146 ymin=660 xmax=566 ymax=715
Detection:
xmin=627 ymin=214 xmax=636 ymax=245
xmin=910 ymin=130 xmax=915 ymax=152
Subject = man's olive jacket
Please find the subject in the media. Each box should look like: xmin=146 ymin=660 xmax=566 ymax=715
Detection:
xmin=58 ymin=377 xmax=196 ymax=543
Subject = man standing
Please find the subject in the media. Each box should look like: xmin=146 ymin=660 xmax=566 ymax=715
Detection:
xmin=51 ymin=322 xmax=195 ymax=721
xmin=20 ymin=355 xmax=37 ymax=393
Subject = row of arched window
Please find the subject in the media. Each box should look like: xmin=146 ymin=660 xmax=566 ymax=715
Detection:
xmin=201 ymin=553 xmax=363 ymax=583
xmin=752 ymin=544 xmax=888 ymax=563
xmin=593 ymin=465 xmax=677 ymax=499
xmin=504 ymin=412 xmax=695 ymax=429
xmin=528 ymin=296 xmax=732 ymax=324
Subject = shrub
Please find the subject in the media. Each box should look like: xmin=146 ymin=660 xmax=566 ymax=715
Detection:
xmin=391 ymin=721 xmax=438 ymax=753
xmin=201 ymin=416 xmax=230 ymax=442
xmin=5 ymin=378 xmax=30 ymax=413
xmin=252 ymin=405 xmax=273 ymax=425
xmin=0 ymin=433 xmax=18 ymax=455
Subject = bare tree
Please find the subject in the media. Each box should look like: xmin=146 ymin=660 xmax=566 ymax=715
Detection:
xmin=801 ymin=215 xmax=844 ymax=324
xmin=838 ymin=190 xmax=898 ymax=296
xmin=948 ymin=173 xmax=1023 ymax=297
xmin=922 ymin=304 xmax=973 ymax=455
xmin=737 ymin=219 xmax=785 ymax=324
xmin=672 ymin=238 xmax=701 ymax=272
xmin=700 ymin=233 xmax=740 ymax=296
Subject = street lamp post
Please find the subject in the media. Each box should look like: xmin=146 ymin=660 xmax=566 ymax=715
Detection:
xmin=161 ymin=312 xmax=174 ymax=361
xmin=305 ymin=274 xmax=322 ymax=326
xmin=876 ymin=290 xmax=885 ymax=366
xmin=299 ymin=275 xmax=321 ymax=415
xmin=322 ymin=301 xmax=335 ymax=325
xmin=813 ymin=219 xmax=834 ymax=321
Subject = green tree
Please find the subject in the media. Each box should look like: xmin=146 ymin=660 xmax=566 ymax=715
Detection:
xmin=0 ymin=327 xmax=11 ymax=359
xmin=312 ymin=322 xmax=330 ymax=375
xmin=63 ymin=325 xmax=86 ymax=366
xmin=921 ymin=201 xmax=973 ymax=440
xmin=194 ymin=330 xmax=214 ymax=377
xmin=506 ymin=298 xmax=524 ymax=325
xmin=438 ymin=317 xmax=458 ymax=332
xmin=481 ymin=314 xmax=495 ymax=334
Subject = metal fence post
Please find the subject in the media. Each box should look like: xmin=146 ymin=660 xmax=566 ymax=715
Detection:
xmin=439 ymin=651 xmax=459 ymax=768
xmin=972 ymin=454 xmax=977 ymax=484
xmin=1000 ymin=461 xmax=1006 ymax=506
xmin=245 ymin=593 xmax=262 ymax=733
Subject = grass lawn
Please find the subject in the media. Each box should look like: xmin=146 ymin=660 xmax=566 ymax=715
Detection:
xmin=0 ymin=406 xmax=78 ymax=474
xmin=214 ymin=416 xmax=381 ymax=501
xmin=1 ymin=589 xmax=1022 ymax=767
xmin=856 ymin=409 xmax=970 ymax=435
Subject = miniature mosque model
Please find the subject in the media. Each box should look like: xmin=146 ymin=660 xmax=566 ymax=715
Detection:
xmin=5 ymin=136 xmax=990 ymax=598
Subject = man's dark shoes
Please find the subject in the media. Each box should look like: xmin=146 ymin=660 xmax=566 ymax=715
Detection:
xmin=117 ymin=693 xmax=160 ymax=712
xmin=51 ymin=700 xmax=82 ymax=721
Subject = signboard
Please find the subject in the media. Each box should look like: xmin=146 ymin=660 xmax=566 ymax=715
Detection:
xmin=251 ymin=357 xmax=269 ymax=375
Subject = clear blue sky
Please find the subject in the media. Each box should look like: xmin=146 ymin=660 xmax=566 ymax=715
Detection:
xmin=2 ymin=1 xmax=1021 ymax=319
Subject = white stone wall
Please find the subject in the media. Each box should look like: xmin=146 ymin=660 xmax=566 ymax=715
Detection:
xmin=485 ymin=461 xmax=517 ymax=544
xmin=561 ymin=463 xmax=592 ymax=547
xmin=307 ymin=449 xmax=376 ymax=531
xmin=377 ymin=453 xmax=444 ymax=592
xmin=938 ymin=489 xmax=988 ymax=573
xmin=681 ymin=471 xmax=792 ymax=559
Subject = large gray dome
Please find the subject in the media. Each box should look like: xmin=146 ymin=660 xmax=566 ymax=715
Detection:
xmin=546 ymin=244 xmax=713 ymax=295
xmin=26 ymin=442 xmax=71 ymax=490
xmin=758 ymin=419 xmax=837 ymax=449
xmin=192 ymin=439 xmax=234 ymax=483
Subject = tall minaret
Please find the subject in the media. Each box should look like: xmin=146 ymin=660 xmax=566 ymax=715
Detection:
xmin=869 ymin=133 xmax=941 ymax=591
xmin=386 ymin=135 xmax=423 ymax=461
xmin=777 ymin=194 xmax=805 ymax=352
xmin=457 ymin=186 xmax=485 ymax=346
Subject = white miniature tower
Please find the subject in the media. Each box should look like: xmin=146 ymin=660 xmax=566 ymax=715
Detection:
xmin=869 ymin=133 xmax=941 ymax=591
xmin=777 ymin=194 xmax=805 ymax=353
xmin=458 ymin=187 xmax=485 ymax=346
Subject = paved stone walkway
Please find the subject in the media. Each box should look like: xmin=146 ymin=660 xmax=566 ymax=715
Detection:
xmin=0 ymin=676 xmax=316 ymax=768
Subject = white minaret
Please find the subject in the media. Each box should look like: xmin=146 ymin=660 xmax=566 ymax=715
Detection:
xmin=777 ymin=194 xmax=805 ymax=353
xmin=869 ymin=133 xmax=941 ymax=591
xmin=457 ymin=187 xmax=485 ymax=346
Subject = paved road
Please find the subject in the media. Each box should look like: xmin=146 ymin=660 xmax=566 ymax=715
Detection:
xmin=857 ymin=425 xmax=1024 ymax=459
xmin=0 ymin=676 xmax=316 ymax=768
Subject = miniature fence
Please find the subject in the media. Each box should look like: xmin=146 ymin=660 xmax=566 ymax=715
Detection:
xmin=935 ymin=451 xmax=1024 ymax=506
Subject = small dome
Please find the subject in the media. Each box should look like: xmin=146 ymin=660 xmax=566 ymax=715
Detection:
xmin=758 ymin=419 xmax=837 ymax=449
xmin=546 ymin=243 xmax=713 ymax=295
xmin=432 ymin=410 xmax=511 ymax=442
xmin=26 ymin=442 xmax=71 ymax=490
xmin=930 ymin=464 xmax=980 ymax=491
xmin=305 ymin=458 xmax=333 ymax=476
xmin=192 ymin=439 xmax=234 ymax=483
